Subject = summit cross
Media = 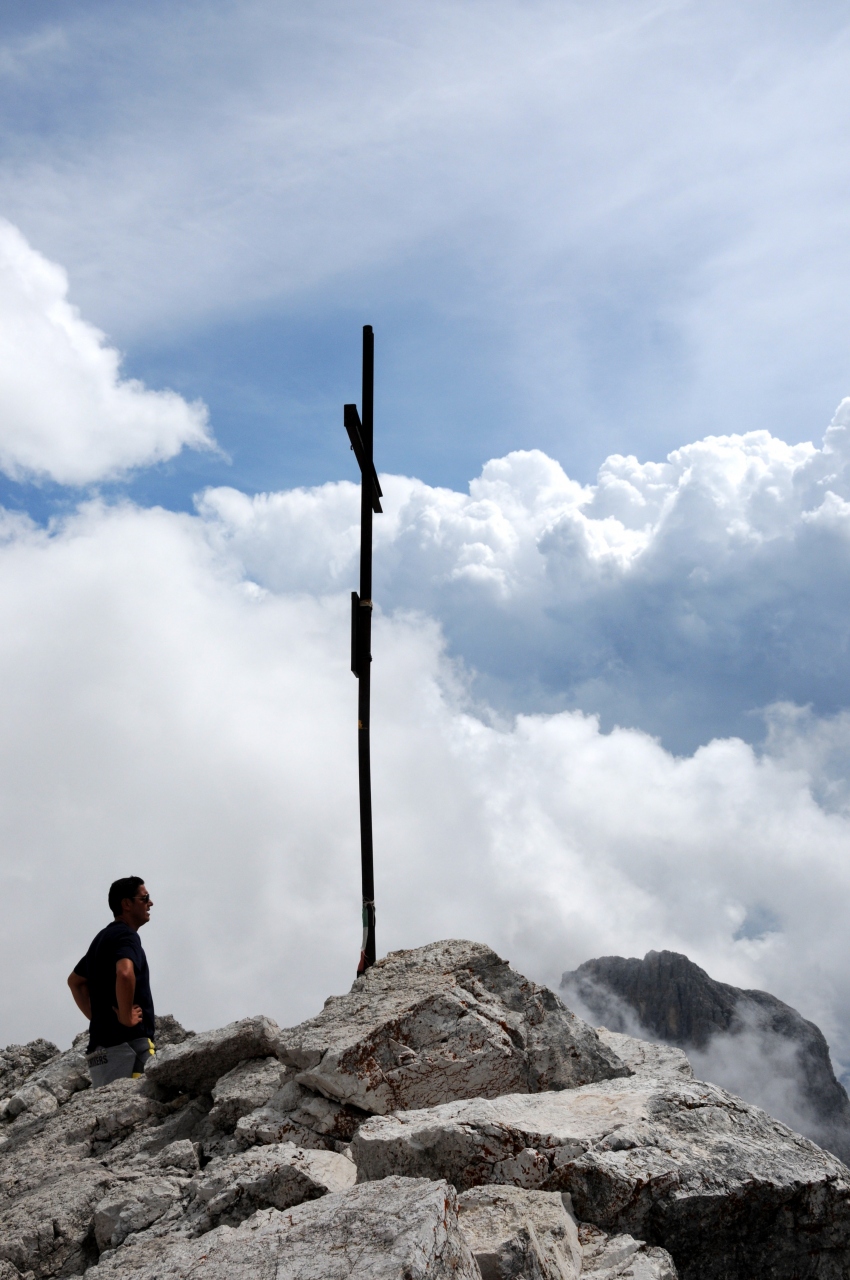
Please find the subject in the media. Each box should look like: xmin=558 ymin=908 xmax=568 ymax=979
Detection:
xmin=343 ymin=325 xmax=382 ymax=975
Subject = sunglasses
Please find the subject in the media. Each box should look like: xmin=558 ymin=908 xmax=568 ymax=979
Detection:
xmin=136 ymin=894 xmax=152 ymax=904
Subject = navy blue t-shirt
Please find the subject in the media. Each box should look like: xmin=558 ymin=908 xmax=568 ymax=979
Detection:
xmin=74 ymin=920 xmax=155 ymax=1052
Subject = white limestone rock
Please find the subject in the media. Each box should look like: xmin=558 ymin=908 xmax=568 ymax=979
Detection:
xmin=4 ymin=1083 xmax=58 ymax=1122
xmin=594 ymin=1030 xmax=692 ymax=1082
xmin=0 ymin=1261 xmax=31 ymax=1280
xmin=4 ymin=1046 xmax=91 ymax=1128
xmin=186 ymin=1141 xmax=356 ymax=1230
xmin=0 ymin=954 xmax=844 ymax=1280
xmin=145 ymin=1017 xmax=281 ymax=1095
xmin=32 ymin=1046 xmax=90 ymax=1106
xmin=110 ymin=1096 xmax=216 ymax=1165
xmin=234 ymin=1077 xmax=364 ymax=1152
xmin=352 ymin=1075 xmax=850 ymax=1279
xmin=579 ymin=1223 xmax=678 ymax=1279
xmin=0 ymin=1040 xmax=59 ymax=1101
xmin=85 ymin=1176 xmax=481 ymax=1280
xmin=155 ymin=1139 xmax=200 ymax=1172
xmin=457 ymin=1184 xmax=583 ymax=1278
xmin=94 ymin=1174 xmax=188 ymax=1250
xmin=278 ymin=940 xmax=629 ymax=1115
xmin=207 ymin=1056 xmax=282 ymax=1131
xmin=454 ymin=1185 xmax=678 ymax=1280
xmin=0 ymin=1163 xmax=118 ymax=1277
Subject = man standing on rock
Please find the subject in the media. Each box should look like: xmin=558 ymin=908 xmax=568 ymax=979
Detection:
xmin=67 ymin=876 xmax=156 ymax=1088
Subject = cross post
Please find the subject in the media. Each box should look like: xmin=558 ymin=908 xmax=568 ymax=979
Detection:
xmin=344 ymin=325 xmax=382 ymax=975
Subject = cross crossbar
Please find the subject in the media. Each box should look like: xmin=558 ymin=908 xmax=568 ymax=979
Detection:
xmin=344 ymin=403 xmax=383 ymax=512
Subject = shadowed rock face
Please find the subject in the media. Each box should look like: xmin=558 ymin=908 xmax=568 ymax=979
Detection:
xmin=561 ymin=950 xmax=850 ymax=1160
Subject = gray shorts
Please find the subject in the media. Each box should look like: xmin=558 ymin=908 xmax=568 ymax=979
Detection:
xmin=86 ymin=1037 xmax=155 ymax=1088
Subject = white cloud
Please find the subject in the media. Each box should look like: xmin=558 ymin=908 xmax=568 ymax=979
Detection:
xmin=560 ymin=976 xmax=850 ymax=1158
xmin=0 ymin=220 xmax=212 ymax=483
xmin=0 ymin=244 xmax=846 ymax=1093
xmin=2 ymin=485 xmax=850 ymax=1091
xmin=198 ymin=402 xmax=850 ymax=751
xmin=3 ymin=1 xmax=850 ymax=461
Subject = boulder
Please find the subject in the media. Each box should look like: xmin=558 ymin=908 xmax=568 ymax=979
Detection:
xmin=102 ymin=1096 xmax=212 ymax=1165
xmin=3 ymin=1045 xmax=91 ymax=1125
xmin=594 ymin=1030 xmax=692 ymax=1082
xmin=456 ymin=1184 xmax=583 ymax=1278
xmin=0 ymin=1162 xmax=118 ymax=1277
xmin=31 ymin=1046 xmax=90 ymax=1105
xmin=94 ymin=1174 xmax=188 ymax=1250
xmin=154 ymin=1139 xmax=200 ymax=1173
xmin=154 ymin=1015 xmax=196 ymax=1049
xmin=207 ymin=1056 xmax=282 ymax=1131
xmin=0 ymin=951 xmax=846 ymax=1278
xmin=0 ymin=1077 xmax=163 ymax=1186
xmin=351 ymin=1075 xmax=850 ymax=1280
xmin=4 ymin=1082 xmax=58 ymax=1122
xmin=277 ymin=940 xmax=628 ymax=1114
xmin=186 ymin=1141 xmax=356 ymax=1230
xmin=455 ymin=1185 xmax=678 ymax=1280
xmin=0 ymin=1040 xmax=59 ymax=1103
xmin=85 ymin=1177 xmax=482 ymax=1279
xmin=145 ymin=1017 xmax=280 ymax=1095
xmin=579 ymin=1223 xmax=678 ymax=1278
xmin=233 ymin=1076 xmax=364 ymax=1152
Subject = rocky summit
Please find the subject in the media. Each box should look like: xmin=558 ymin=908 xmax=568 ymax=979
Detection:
xmin=0 ymin=941 xmax=848 ymax=1279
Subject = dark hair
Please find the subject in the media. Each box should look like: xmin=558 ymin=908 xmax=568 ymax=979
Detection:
xmin=108 ymin=876 xmax=145 ymax=916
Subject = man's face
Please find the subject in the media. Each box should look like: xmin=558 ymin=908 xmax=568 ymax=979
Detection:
xmin=122 ymin=884 xmax=153 ymax=928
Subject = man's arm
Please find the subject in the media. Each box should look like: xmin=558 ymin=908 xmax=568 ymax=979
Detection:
xmin=114 ymin=958 xmax=143 ymax=1028
xmin=67 ymin=971 xmax=92 ymax=1021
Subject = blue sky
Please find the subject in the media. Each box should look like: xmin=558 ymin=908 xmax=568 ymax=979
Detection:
xmin=3 ymin=1 xmax=850 ymax=1078
xmin=4 ymin=0 xmax=850 ymax=503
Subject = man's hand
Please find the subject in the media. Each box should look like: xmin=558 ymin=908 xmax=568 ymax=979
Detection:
xmin=113 ymin=1003 xmax=144 ymax=1028
xmin=114 ymin=957 xmax=140 ymax=1028
xmin=67 ymin=971 xmax=92 ymax=1021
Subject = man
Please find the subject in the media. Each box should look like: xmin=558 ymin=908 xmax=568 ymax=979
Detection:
xmin=68 ymin=876 xmax=156 ymax=1087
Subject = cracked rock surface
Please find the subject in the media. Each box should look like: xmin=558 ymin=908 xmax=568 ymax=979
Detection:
xmin=2 ymin=940 xmax=849 ymax=1278
xmin=457 ymin=1184 xmax=583 ymax=1278
xmin=277 ymin=939 xmax=630 ymax=1113
xmin=456 ymin=1186 xmax=676 ymax=1280
xmin=352 ymin=1072 xmax=850 ymax=1279
xmin=578 ymin=1223 xmax=678 ymax=1279
xmin=594 ymin=1031 xmax=692 ymax=1084
xmin=86 ymin=1177 xmax=481 ymax=1280
xmin=146 ymin=1016 xmax=281 ymax=1095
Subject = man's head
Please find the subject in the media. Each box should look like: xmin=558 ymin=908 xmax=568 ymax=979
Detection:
xmin=108 ymin=876 xmax=153 ymax=930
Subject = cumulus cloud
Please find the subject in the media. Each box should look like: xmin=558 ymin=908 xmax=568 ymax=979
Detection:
xmin=2 ymin=485 xmax=850 ymax=1090
xmin=199 ymin=403 xmax=850 ymax=751
xmin=0 ymin=220 xmax=212 ymax=483
xmin=5 ymin=0 xmax=850 ymax=470
xmin=0 ymin=249 xmax=848 ymax=1091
